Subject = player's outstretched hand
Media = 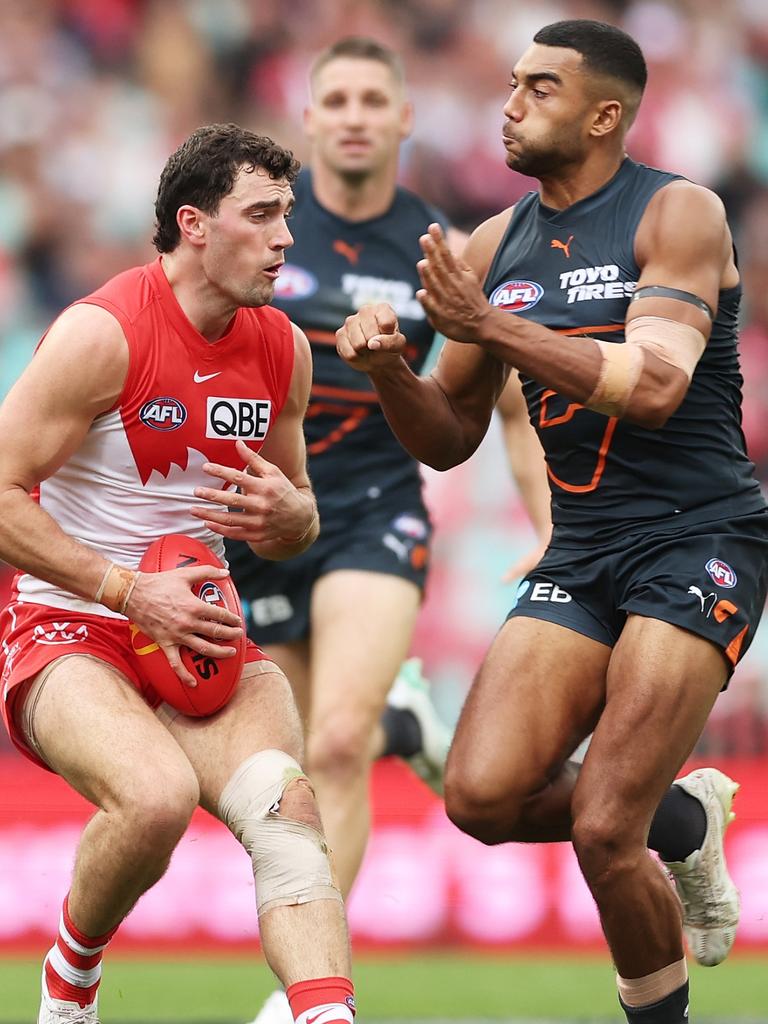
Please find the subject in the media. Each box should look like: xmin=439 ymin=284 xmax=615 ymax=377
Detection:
xmin=190 ymin=439 xmax=315 ymax=545
xmin=126 ymin=565 xmax=243 ymax=686
xmin=336 ymin=302 xmax=406 ymax=372
xmin=417 ymin=222 xmax=493 ymax=343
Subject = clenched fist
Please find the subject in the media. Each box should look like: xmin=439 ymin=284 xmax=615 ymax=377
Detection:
xmin=336 ymin=303 xmax=406 ymax=372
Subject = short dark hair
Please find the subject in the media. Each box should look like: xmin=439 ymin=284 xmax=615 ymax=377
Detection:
xmin=309 ymin=36 xmax=405 ymax=92
xmin=153 ymin=123 xmax=300 ymax=253
xmin=533 ymin=20 xmax=647 ymax=95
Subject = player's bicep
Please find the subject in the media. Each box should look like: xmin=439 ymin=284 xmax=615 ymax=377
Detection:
xmin=632 ymin=182 xmax=730 ymax=336
xmin=0 ymin=304 xmax=127 ymax=492
xmin=258 ymin=324 xmax=312 ymax=489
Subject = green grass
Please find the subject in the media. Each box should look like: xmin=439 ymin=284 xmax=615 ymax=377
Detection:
xmin=1 ymin=953 xmax=766 ymax=1021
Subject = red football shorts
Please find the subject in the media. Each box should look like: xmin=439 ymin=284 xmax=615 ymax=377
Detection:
xmin=0 ymin=600 xmax=265 ymax=769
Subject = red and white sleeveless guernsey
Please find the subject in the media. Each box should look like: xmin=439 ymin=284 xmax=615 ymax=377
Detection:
xmin=14 ymin=257 xmax=295 ymax=617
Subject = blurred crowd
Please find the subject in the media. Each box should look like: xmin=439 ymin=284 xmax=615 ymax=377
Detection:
xmin=1 ymin=0 xmax=767 ymax=459
xmin=1 ymin=0 xmax=768 ymax=469
xmin=1 ymin=0 xmax=767 ymax=753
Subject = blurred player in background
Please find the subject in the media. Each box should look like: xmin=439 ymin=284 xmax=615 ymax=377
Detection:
xmin=337 ymin=19 xmax=768 ymax=1024
xmin=227 ymin=38 xmax=453 ymax=1019
xmin=0 ymin=125 xmax=356 ymax=1024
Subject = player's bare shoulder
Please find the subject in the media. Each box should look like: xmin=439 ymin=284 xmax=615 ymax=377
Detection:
xmin=287 ymin=321 xmax=313 ymax=410
xmin=15 ymin=301 xmax=129 ymax=416
xmin=636 ymin=180 xmax=736 ymax=284
xmin=43 ymin=301 xmax=127 ymax=350
xmin=463 ymin=206 xmax=517 ymax=284
xmin=290 ymin=321 xmax=312 ymax=376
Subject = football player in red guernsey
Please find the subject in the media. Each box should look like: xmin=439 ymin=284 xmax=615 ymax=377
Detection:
xmin=0 ymin=124 xmax=355 ymax=1024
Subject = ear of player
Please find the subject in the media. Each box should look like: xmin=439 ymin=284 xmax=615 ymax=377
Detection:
xmin=130 ymin=534 xmax=246 ymax=716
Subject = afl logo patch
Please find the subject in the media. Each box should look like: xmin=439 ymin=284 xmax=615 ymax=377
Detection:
xmin=198 ymin=582 xmax=225 ymax=607
xmin=393 ymin=514 xmax=428 ymax=540
xmin=273 ymin=264 xmax=317 ymax=300
xmin=705 ymin=558 xmax=737 ymax=589
xmin=489 ymin=280 xmax=544 ymax=312
xmin=139 ymin=397 xmax=187 ymax=431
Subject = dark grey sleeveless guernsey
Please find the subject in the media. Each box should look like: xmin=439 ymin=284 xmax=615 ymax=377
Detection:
xmin=270 ymin=170 xmax=448 ymax=515
xmin=483 ymin=157 xmax=765 ymax=546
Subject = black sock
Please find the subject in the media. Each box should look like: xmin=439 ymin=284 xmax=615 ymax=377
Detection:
xmin=620 ymin=981 xmax=689 ymax=1024
xmin=380 ymin=706 xmax=422 ymax=758
xmin=648 ymin=786 xmax=707 ymax=862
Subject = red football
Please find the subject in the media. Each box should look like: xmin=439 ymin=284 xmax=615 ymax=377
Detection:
xmin=130 ymin=534 xmax=246 ymax=717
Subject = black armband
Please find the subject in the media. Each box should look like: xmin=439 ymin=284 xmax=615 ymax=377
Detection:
xmin=631 ymin=285 xmax=714 ymax=320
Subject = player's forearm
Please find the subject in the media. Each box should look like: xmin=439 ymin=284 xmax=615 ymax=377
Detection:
xmin=478 ymin=310 xmax=604 ymax=403
xmin=475 ymin=310 xmax=685 ymax=429
xmin=367 ymin=359 xmax=486 ymax=470
xmin=0 ymin=485 xmax=113 ymax=600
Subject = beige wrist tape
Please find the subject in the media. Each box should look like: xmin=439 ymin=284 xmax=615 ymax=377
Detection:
xmin=617 ymin=957 xmax=688 ymax=1007
xmin=585 ymin=316 xmax=707 ymax=417
xmin=94 ymin=563 xmax=139 ymax=615
xmin=585 ymin=340 xmax=644 ymax=417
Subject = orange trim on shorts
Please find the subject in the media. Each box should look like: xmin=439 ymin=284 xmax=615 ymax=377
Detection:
xmin=725 ymin=625 xmax=748 ymax=665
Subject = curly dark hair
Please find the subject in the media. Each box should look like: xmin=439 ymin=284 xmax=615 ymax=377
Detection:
xmin=153 ymin=123 xmax=300 ymax=253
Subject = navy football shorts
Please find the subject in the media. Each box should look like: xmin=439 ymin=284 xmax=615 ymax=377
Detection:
xmin=507 ymin=509 xmax=768 ymax=676
xmin=231 ymin=496 xmax=432 ymax=645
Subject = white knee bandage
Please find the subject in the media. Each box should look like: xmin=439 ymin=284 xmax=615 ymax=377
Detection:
xmin=218 ymin=749 xmax=342 ymax=915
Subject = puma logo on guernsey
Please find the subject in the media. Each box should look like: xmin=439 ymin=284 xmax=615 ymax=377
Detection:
xmin=551 ymin=234 xmax=574 ymax=258
xmin=333 ymin=239 xmax=363 ymax=265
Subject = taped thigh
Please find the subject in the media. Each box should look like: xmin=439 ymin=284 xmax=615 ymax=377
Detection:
xmin=218 ymin=748 xmax=341 ymax=914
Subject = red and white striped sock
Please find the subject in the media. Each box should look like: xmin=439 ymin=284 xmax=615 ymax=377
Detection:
xmin=43 ymin=895 xmax=117 ymax=1008
xmin=286 ymin=977 xmax=356 ymax=1024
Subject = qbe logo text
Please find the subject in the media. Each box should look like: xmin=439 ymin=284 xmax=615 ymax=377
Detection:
xmin=206 ymin=397 xmax=271 ymax=440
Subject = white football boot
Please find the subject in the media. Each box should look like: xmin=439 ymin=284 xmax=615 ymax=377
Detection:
xmin=663 ymin=767 xmax=740 ymax=966
xmin=245 ymin=990 xmax=293 ymax=1024
xmin=38 ymin=972 xmax=99 ymax=1023
xmin=386 ymin=657 xmax=452 ymax=795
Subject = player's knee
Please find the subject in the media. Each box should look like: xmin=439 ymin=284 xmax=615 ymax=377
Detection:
xmin=218 ymin=749 xmax=341 ymax=916
xmin=444 ymin=769 xmax=525 ymax=846
xmin=306 ymin=711 xmax=373 ymax=780
xmin=571 ymin=809 xmax=640 ymax=890
xmin=276 ymin=775 xmax=324 ymax=833
xmin=122 ymin=766 xmax=199 ymax=855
